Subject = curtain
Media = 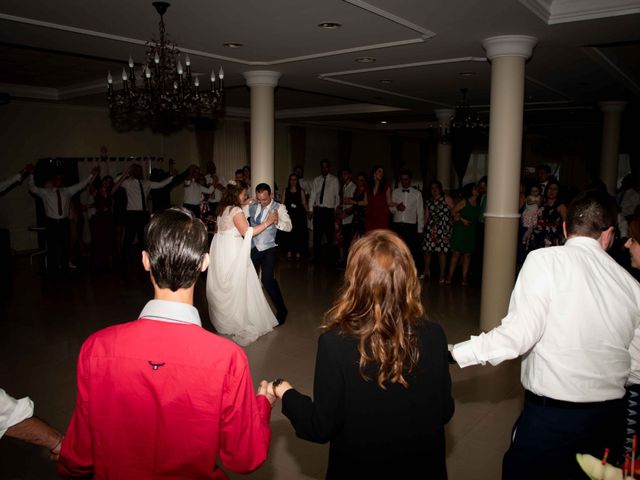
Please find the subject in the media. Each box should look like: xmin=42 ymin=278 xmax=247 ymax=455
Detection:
xmin=213 ymin=119 xmax=249 ymax=182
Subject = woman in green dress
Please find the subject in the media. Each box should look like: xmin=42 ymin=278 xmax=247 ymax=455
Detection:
xmin=445 ymin=183 xmax=481 ymax=285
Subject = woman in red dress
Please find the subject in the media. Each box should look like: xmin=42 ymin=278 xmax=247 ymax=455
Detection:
xmin=365 ymin=166 xmax=393 ymax=231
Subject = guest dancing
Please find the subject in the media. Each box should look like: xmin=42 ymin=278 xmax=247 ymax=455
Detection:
xmin=268 ymin=230 xmax=454 ymax=479
xmin=365 ymin=166 xmax=392 ymax=231
xmin=446 ymin=182 xmax=481 ymax=285
xmin=281 ymin=173 xmax=309 ymax=260
xmin=206 ymin=182 xmax=279 ymax=345
xmin=422 ymin=180 xmax=454 ymax=283
xmin=530 ymin=179 xmax=567 ymax=250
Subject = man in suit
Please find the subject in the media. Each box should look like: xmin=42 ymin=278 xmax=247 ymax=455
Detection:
xmin=248 ymin=183 xmax=292 ymax=325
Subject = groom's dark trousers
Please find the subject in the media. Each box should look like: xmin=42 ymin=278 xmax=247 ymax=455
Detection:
xmin=251 ymin=246 xmax=288 ymax=324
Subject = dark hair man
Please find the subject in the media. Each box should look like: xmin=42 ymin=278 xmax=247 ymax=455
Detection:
xmin=58 ymin=208 xmax=275 ymax=478
xmin=308 ymin=160 xmax=340 ymax=262
xmin=248 ymin=183 xmax=292 ymax=324
xmin=451 ymin=190 xmax=640 ymax=480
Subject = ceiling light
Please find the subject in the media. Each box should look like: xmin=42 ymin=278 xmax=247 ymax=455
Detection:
xmin=318 ymin=21 xmax=342 ymax=29
xmin=379 ymin=79 xmax=393 ymax=84
xmin=380 ymin=120 xmax=387 ymax=124
xmin=223 ymin=42 xmax=243 ymax=48
xmin=355 ymin=57 xmax=376 ymax=63
xmin=106 ymin=1 xmax=224 ymax=133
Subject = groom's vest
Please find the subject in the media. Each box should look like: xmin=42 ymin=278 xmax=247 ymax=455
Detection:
xmin=248 ymin=201 xmax=279 ymax=251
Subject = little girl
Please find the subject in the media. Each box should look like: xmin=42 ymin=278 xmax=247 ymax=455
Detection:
xmin=522 ymin=185 xmax=542 ymax=246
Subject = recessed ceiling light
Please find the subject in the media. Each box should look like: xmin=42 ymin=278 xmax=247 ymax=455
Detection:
xmin=223 ymin=42 xmax=243 ymax=48
xmin=380 ymin=120 xmax=387 ymax=124
xmin=355 ymin=57 xmax=376 ymax=63
xmin=379 ymin=79 xmax=392 ymax=84
xmin=318 ymin=21 xmax=342 ymax=29
xmin=459 ymin=72 xmax=476 ymax=77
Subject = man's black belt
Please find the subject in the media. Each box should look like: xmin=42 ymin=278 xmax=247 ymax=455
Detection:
xmin=525 ymin=390 xmax=621 ymax=410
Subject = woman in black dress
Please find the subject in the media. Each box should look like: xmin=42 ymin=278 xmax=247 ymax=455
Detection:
xmin=281 ymin=173 xmax=309 ymax=259
xmin=269 ymin=230 xmax=454 ymax=479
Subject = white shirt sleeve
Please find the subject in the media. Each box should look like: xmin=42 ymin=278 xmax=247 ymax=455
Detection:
xmin=0 ymin=388 xmax=34 ymax=438
xmin=276 ymin=204 xmax=293 ymax=232
xmin=0 ymin=173 xmax=21 ymax=194
xmin=453 ymin=253 xmax=549 ymax=368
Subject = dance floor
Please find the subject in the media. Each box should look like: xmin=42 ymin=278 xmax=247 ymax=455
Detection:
xmin=0 ymin=255 xmax=522 ymax=480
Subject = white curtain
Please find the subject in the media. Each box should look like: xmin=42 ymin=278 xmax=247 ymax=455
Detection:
xmin=213 ymin=119 xmax=249 ymax=183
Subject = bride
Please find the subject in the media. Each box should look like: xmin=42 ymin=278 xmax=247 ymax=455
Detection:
xmin=206 ymin=181 xmax=279 ymax=346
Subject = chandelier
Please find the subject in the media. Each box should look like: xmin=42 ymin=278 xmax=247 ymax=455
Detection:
xmin=451 ymin=88 xmax=487 ymax=131
xmin=106 ymin=1 xmax=224 ymax=132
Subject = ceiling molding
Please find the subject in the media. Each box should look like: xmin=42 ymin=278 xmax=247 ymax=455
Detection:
xmin=344 ymin=0 xmax=436 ymax=39
xmin=321 ymin=76 xmax=451 ymax=106
xmin=275 ymin=103 xmax=408 ymax=119
xmin=524 ymin=75 xmax=573 ymax=100
xmin=0 ymin=82 xmax=58 ymax=100
xmin=582 ymin=47 xmax=640 ymax=96
xmin=519 ymin=0 xmax=640 ymax=24
xmin=318 ymin=57 xmax=488 ymax=108
xmin=0 ymin=1 xmax=433 ymax=67
xmin=320 ymin=56 xmax=487 ymax=77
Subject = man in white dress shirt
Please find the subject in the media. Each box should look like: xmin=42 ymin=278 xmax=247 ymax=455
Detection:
xmin=390 ymin=169 xmax=424 ymax=271
xmin=247 ymin=183 xmax=292 ymax=325
xmin=451 ymin=190 xmax=640 ymax=479
xmin=182 ymin=165 xmax=214 ymax=218
xmin=28 ymin=166 xmax=98 ymax=273
xmin=113 ymin=164 xmax=175 ymax=264
xmin=339 ymin=168 xmax=357 ymax=264
xmin=308 ymin=160 xmax=340 ymax=263
xmin=1 ymin=388 xmax=63 ymax=460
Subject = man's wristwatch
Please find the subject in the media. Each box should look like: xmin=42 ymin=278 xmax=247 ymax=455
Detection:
xmin=272 ymin=378 xmax=285 ymax=398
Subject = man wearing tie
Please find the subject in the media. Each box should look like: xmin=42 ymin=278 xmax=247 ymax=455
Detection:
xmin=308 ymin=160 xmax=340 ymax=263
xmin=390 ymin=169 xmax=424 ymax=270
xmin=113 ymin=164 xmax=174 ymax=264
xmin=28 ymin=166 xmax=98 ymax=273
xmin=248 ymin=183 xmax=292 ymax=325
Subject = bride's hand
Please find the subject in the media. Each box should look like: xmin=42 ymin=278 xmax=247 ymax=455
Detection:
xmin=267 ymin=211 xmax=278 ymax=225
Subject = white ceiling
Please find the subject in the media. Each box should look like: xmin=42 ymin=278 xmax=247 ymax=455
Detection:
xmin=0 ymin=0 xmax=638 ymax=130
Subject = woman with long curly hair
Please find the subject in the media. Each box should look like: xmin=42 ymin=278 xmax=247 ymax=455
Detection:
xmin=268 ymin=230 xmax=454 ymax=479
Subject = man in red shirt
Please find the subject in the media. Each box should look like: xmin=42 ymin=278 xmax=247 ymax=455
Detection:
xmin=58 ymin=208 xmax=275 ymax=479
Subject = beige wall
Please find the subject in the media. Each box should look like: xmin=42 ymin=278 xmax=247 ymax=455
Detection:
xmin=0 ymin=100 xmax=200 ymax=251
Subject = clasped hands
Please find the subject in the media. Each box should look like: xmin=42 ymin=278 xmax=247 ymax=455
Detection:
xmin=256 ymin=379 xmax=293 ymax=407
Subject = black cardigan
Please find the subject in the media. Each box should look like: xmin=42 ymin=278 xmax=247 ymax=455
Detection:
xmin=282 ymin=320 xmax=454 ymax=479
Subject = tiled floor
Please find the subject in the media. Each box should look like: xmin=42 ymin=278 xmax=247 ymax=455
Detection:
xmin=0 ymin=255 xmax=522 ymax=479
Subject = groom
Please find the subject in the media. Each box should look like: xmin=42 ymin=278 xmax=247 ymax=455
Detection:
xmin=248 ymin=183 xmax=292 ymax=325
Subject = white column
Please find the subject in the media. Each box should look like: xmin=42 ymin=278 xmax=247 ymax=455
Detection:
xmin=480 ymin=35 xmax=538 ymax=332
xmin=599 ymin=101 xmax=626 ymax=195
xmin=435 ymin=109 xmax=455 ymax=192
xmin=242 ymin=71 xmax=281 ymax=189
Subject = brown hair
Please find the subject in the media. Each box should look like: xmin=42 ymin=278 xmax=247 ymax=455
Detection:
xmin=217 ymin=181 xmax=248 ymax=216
xmin=323 ymin=230 xmax=424 ymax=388
xmin=144 ymin=207 xmax=208 ymax=291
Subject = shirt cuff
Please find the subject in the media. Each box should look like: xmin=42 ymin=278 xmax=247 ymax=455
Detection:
xmin=452 ymin=339 xmax=481 ymax=368
xmin=0 ymin=395 xmax=34 ymax=438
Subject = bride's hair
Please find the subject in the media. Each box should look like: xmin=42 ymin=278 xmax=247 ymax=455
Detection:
xmin=322 ymin=230 xmax=424 ymax=388
xmin=217 ymin=181 xmax=249 ymax=216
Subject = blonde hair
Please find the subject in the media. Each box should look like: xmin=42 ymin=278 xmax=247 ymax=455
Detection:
xmin=323 ymin=230 xmax=424 ymax=388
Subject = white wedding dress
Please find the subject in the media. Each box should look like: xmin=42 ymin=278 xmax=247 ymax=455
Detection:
xmin=206 ymin=206 xmax=278 ymax=346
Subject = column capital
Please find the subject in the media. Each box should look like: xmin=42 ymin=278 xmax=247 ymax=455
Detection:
xmin=599 ymin=101 xmax=627 ymax=113
xmin=482 ymin=35 xmax=538 ymax=60
xmin=243 ymin=70 xmax=281 ymax=88
xmin=434 ymin=108 xmax=455 ymax=124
